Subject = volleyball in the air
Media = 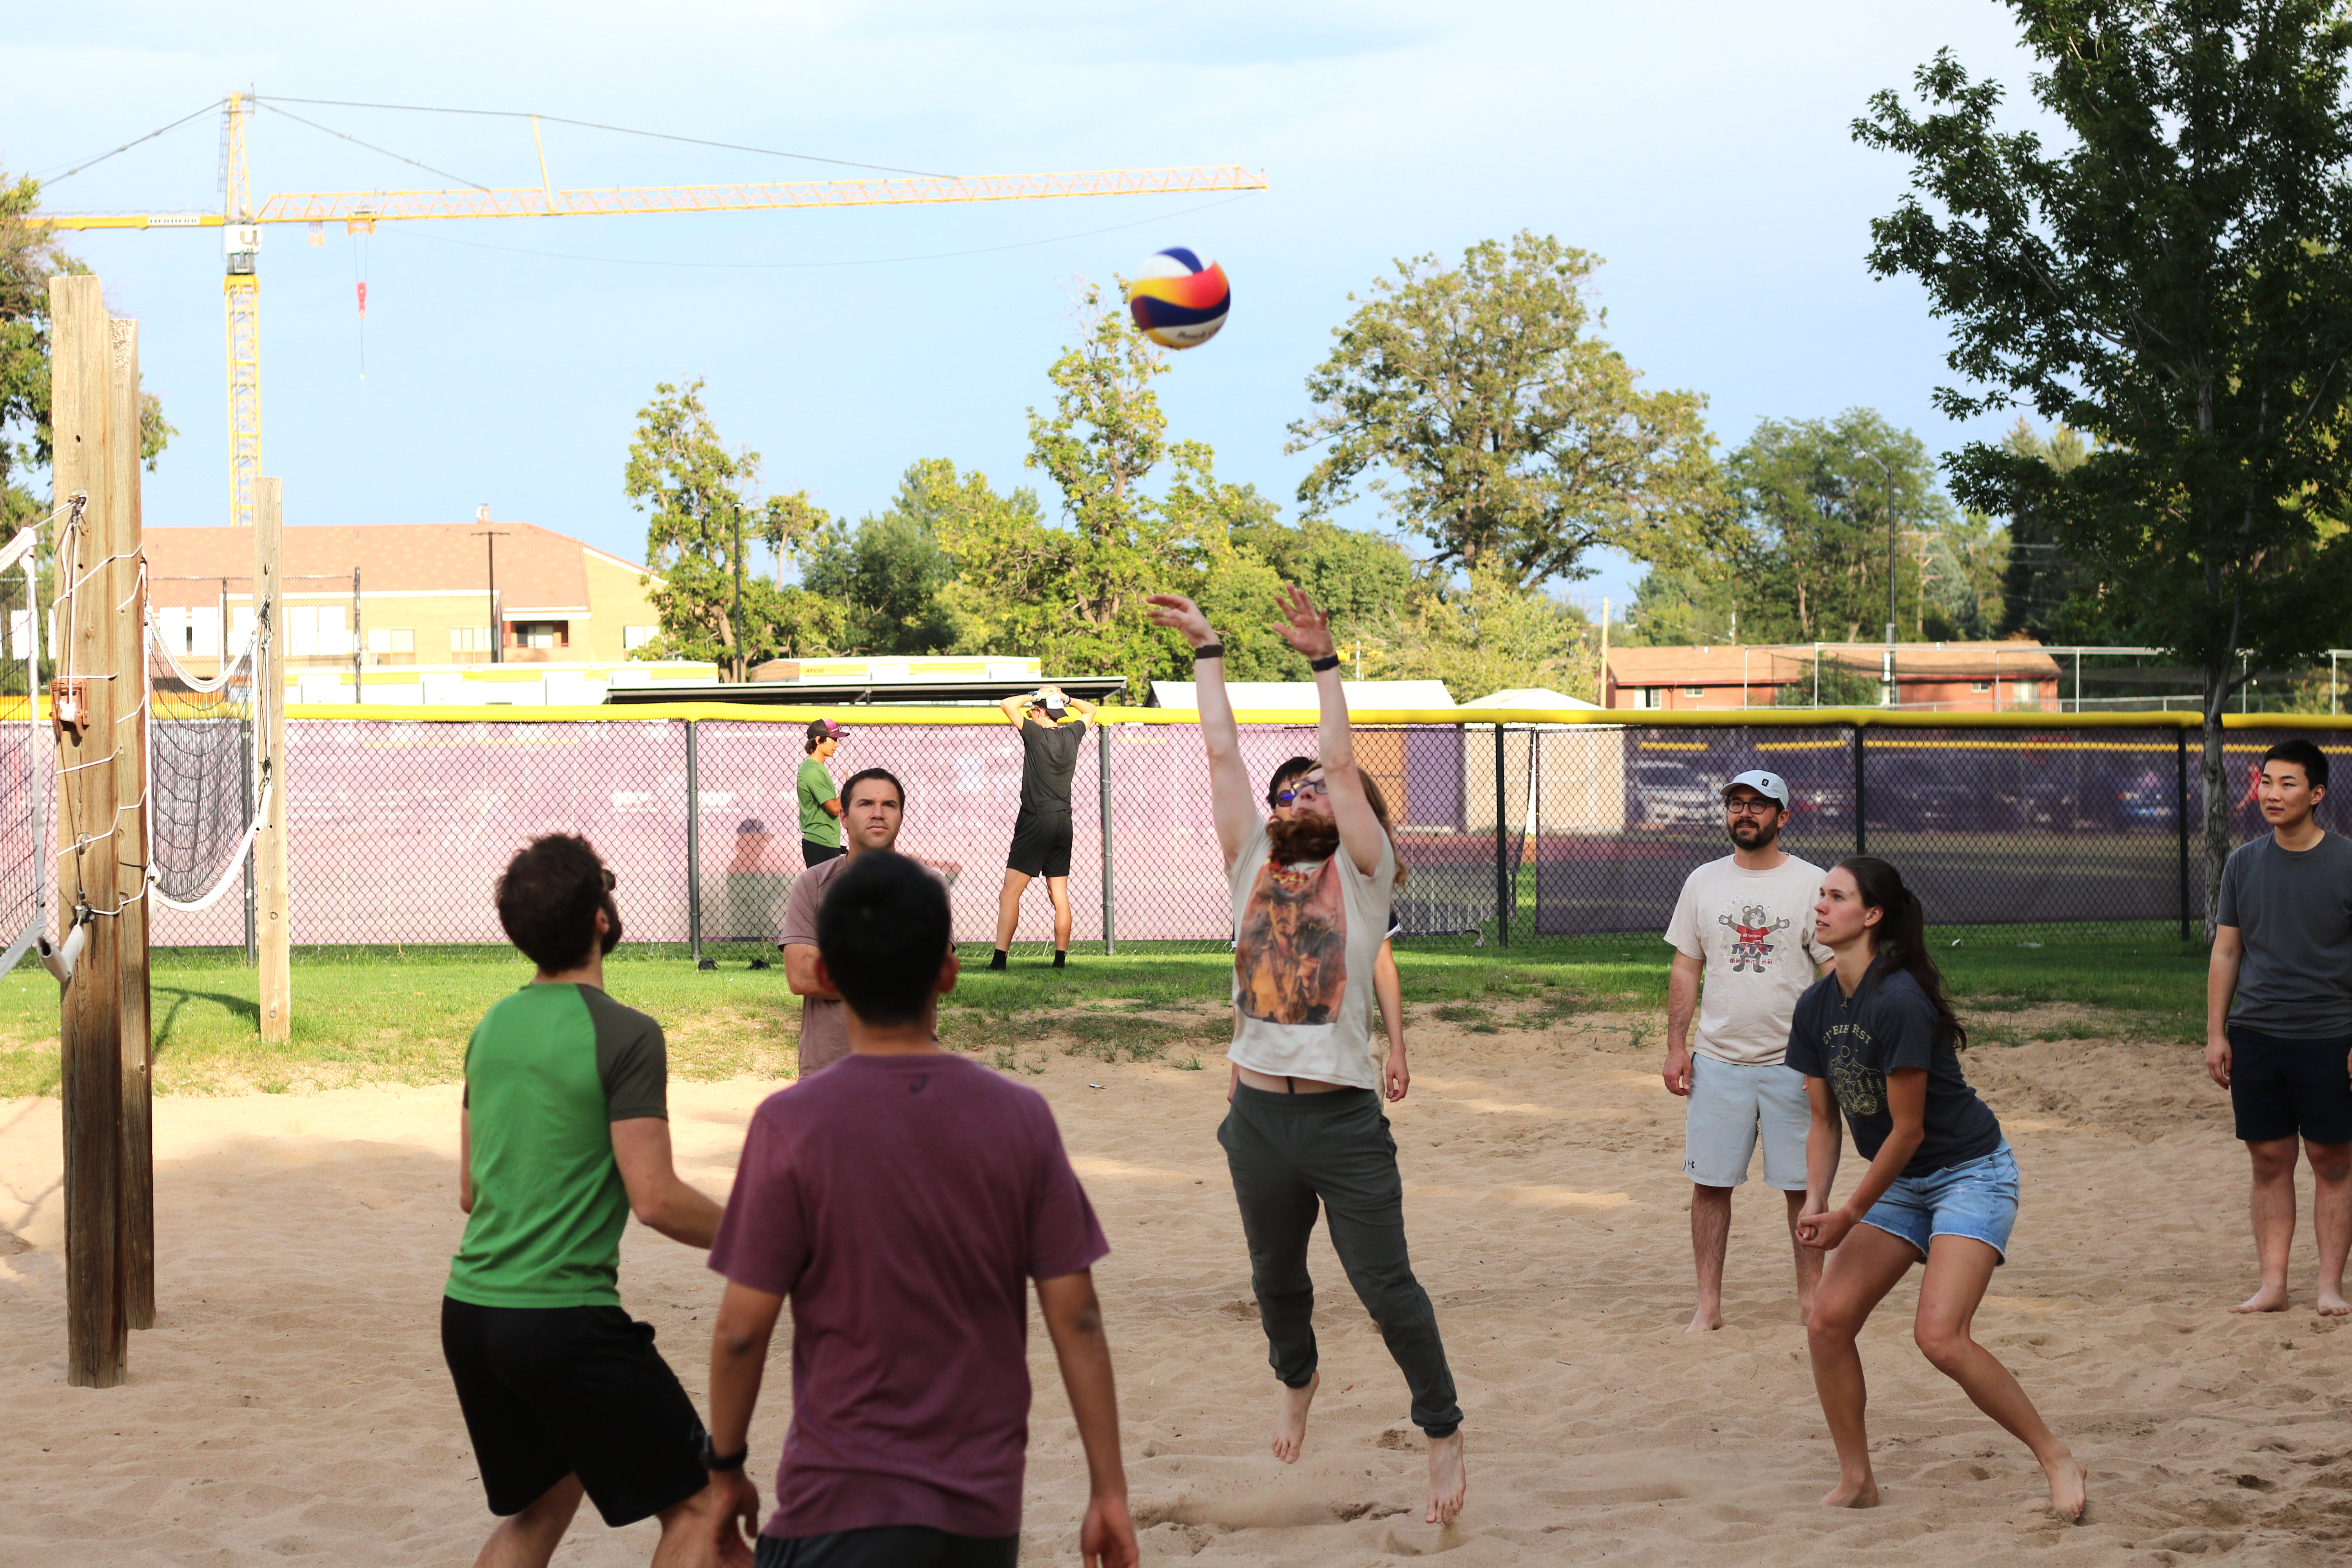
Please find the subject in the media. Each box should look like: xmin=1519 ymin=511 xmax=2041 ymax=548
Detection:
xmin=1127 ymin=248 xmax=1231 ymax=349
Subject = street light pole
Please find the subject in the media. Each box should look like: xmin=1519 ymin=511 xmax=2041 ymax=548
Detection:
xmin=1852 ymin=448 xmax=1897 ymax=707
xmin=473 ymin=503 xmax=509 ymax=666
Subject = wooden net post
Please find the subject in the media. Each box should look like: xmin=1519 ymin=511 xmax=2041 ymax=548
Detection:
xmin=256 ymin=479 xmax=290 ymax=1041
xmin=47 ymin=273 xmax=128 ymax=1387
xmin=109 ymin=316 xmax=154 ymax=1332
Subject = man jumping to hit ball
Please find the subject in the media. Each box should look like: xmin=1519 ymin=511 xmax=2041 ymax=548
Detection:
xmin=990 ymin=684 xmax=1097 ymax=970
xmin=1146 ymin=584 xmax=1467 ymax=1529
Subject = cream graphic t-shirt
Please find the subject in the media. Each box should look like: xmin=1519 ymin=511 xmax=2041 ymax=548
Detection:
xmin=1663 ymin=854 xmax=1833 ymax=1066
xmin=1225 ymin=817 xmax=1396 ymax=1091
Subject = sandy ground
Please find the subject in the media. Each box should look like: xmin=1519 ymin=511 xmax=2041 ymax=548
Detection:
xmin=5 ymin=1015 xmax=2352 ymax=1566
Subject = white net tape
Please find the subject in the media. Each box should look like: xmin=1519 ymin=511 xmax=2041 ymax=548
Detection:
xmin=145 ymin=611 xmax=261 ymax=912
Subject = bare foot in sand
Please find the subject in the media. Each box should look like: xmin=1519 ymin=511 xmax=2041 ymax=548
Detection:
xmin=1426 ymin=1430 xmax=1467 ymax=1524
xmin=1270 ymin=1373 xmax=1317 ymax=1464
xmin=2231 ymin=1283 xmax=2290 ymax=1313
xmin=1819 ymin=1475 xmax=1879 ymax=1508
xmin=2318 ymin=1287 xmax=2350 ymax=1317
xmin=2043 ymin=1450 xmax=2089 ymax=1522
xmin=1686 ymin=1305 xmax=1722 ymax=1332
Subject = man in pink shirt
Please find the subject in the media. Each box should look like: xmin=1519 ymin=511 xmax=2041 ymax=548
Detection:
xmin=704 ymin=851 xmax=1138 ymax=1567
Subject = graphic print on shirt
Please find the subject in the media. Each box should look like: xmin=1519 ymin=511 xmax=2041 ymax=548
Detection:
xmin=1236 ymin=858 xmax=1347 ymax=1025
xmin=1820 ymin=1020 xmax=1884 ymax=1116
xmin=1716 ymin=901 xmax=1794 ymax=973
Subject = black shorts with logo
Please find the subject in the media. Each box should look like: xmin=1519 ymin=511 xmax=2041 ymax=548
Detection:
xmin=1006 ymin=809 xmax=1073 ymax=878
xmin=441 ymin=1297 xmax=708 ymax=1526
xmin=2229 ymin=1027 xmax=2352 ymax=1145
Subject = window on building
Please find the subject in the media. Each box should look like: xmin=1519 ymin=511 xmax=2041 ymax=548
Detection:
xmin=367 ymin=628 xmax=415 ymax=655
xmin=510 ymin=621 xmax=568 ymax=649
xmin=2014 ymin=681 xmax=2040 ymax=700
xmin=450 ymin=626 xmax=493 ymax=652
xmin=623 ymin=625 xmax=659 ymax=651
xmin=1681 ymin=686 xmax=1705 ymax=699
xmin=1971 ymin=681 xmax=1992 ymax=693
xmin=1641 ymin=687 xmax=1663 ymax=709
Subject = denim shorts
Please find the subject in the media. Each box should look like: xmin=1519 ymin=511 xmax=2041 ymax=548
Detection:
xmin=1858 ymin=1141 xmax=2018 ymax=1265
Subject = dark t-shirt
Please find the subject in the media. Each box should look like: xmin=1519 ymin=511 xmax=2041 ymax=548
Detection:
xmin=707 ymin=1053 xmax=1109 ymax=1540
xmin=1017 ymin=719 xmax=1085 ymax=815
xmin=2215 ymin=831 xmax=2352 ymax=1037
xmin=1786 ymin=961 xmax=2001 ymax=1179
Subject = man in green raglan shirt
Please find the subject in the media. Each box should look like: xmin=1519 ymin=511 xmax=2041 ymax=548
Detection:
xmin=798 ymin=719 xmax=848 ymax=868
xmin=442 ymin=834 xmax=741 ymax=1568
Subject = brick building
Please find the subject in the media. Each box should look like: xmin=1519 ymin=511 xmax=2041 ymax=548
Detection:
xmin=1603 ymin=642 xmax=2066 ymax=711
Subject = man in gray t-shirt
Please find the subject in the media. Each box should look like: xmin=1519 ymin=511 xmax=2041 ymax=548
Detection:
xmin=2205 ymin=737 xmax=2352 ymax=1317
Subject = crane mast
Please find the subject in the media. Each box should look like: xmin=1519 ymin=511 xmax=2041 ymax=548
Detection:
xmin=221 ymin=93 xmax=262 ymax=534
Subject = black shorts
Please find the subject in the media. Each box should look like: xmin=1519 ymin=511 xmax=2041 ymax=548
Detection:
xmin=2229 ymin=1028 xmax=2352 ymax=1145
xmin=803 ymin=840 xmax=846 ymax=869
xmin=440 ymin=1297 xmax=707 ymax=1527
xmin=754 ymin=1528 xmax=1020 ymax=1568
xmin=1006 ymin=810 xmax=1073 ymax=878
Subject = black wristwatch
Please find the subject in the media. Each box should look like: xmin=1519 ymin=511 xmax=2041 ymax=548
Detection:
xmin=700 ymin=1432 xmax=749 ymax=1472
xmin=1309 ymin=653 xmax=1341 ymax=672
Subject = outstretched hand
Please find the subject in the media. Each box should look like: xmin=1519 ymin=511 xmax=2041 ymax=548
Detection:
xmin=1274 ymin=584 xmax=1336 ymax=661
xmin=1145 ymin=594 xmax=1219 ymax=650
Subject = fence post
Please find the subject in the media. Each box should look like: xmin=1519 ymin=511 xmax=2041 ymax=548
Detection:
xmin=1098 ymin=722 xmax=1115 ymax=956
xmin=1493 ymin=723 xmax=1509 ymax=946
xmin=684 ymin=719 xmax=703 ymax=965
xmin=2176 ymin=726 xmax=2191 ymax=942
xmin=1852 ymin=723 xmax=1867 ymax=856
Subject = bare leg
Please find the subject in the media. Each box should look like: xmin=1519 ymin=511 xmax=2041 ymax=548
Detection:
xmin=1688 ymin=1184 xmax=1731 ymax=1331
xmin=474 ymin=1474 xmax=583 ymax=1568
xmin=1803 ymin=1224 xmax=1915 ymax=1508
xmin=994 ymin=868 xmax=1032 ymax=953
xmin=1271 ymin=1370 xmax=1317 ymax=1463
xmin=651 ymin=1483 xmax=740 ymax=1567
xmin=1426 ymin=1429 xmax=1467 ymax=1525
xmin=1913 ymin=1235 xmax=2086 ymax=1522
xmin=2235 ymin=1137 xmax=2300 ymax=1312
xmin=1046 ymin=875 xmax=1073 ymax=952
xmin=1785 ymin=1189 xmax=1824 ymax=1323
xmin=2308 ymin=1139 xmax=2352 ymax=1316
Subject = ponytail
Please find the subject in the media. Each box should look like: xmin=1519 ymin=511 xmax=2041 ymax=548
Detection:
xmin=1835 ymin=855 xmax=1967 ymax=1051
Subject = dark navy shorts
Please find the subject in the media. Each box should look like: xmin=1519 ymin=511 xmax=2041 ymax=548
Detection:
xmin=2229 ymin=1028 xmax=2352 ymax=1145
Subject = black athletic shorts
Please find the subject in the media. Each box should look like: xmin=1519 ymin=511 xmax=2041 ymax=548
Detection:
xmin=440 ymin=1297 xmax=708 ymax=1527
xmin=803 ymin=840 xmax=846 ymax=869
xmin=1005 ymin=809 xmax=1073 ymax=878
xmin=2229 ymin=1027 xmax=2352 ymax=1145
xmin=753 ymin=1528 xmax=1020 ymax=1568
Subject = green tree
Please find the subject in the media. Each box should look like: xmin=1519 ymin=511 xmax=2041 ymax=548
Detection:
xmin=800 ymin=459 xmax=970 ymax=655
xmin=1361 ymin=564 xmax=1599 ymax=702
xmin=1287 ymin=230 xmax=1721 ymax=589
xmin=3 ymin=171 xmax=175 ymax=533
xmin=1993 ymin=421 xmax=2135 ymax=642
xmin=1857 ymin=0 xmax=2352 ymax=927
xmin=623 ymin=378 xmax=836 ymax=677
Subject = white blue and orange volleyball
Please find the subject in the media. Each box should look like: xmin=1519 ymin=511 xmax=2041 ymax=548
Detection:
xmin=1126 ymin=248 xmax=1231 ymax=349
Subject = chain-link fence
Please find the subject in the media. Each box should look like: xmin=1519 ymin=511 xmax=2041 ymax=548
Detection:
xmin=134 ymin=713 xmax=2352 ymax=960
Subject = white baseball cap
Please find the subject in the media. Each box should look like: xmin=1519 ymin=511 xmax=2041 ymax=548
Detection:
xmin=1722 ymin=769 xmax=1791 ymax=809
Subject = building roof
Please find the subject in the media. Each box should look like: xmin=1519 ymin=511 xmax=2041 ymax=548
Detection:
xmin=1148 ymin=679 xmax=1456 ymax=710
xmin=143 ymin=522 xmax=644 ymax=614
xmin=1607 ymin=641 xmax=2063 ymax=686
xmin=1458 ymin=686 xmax=1601 ymax=710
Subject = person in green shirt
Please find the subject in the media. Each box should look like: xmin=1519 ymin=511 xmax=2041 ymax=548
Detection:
xmin=441 ymin=833 xmax=740 ymax=1568
xmin=798 ymin=718 xmax=848 ymax=867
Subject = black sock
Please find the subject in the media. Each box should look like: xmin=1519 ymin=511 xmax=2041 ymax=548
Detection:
xmin=1053 ymin=949 xmax=1067 ymax=968
xmin=989 ymin=949 xmax=1007 ymax=970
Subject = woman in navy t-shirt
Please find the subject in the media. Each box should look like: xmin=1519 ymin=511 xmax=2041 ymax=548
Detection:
xmin=1789 ymin=855 xmax=2085 ymax=1523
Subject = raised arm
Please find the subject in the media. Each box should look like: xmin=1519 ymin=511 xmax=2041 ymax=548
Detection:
xmin=1145 ymin=594 xmax=1257 ymax=866
xmin=1064 ymin=692 xmax=1100 ymax=729
xmin=1272 ymin=585 xmax=1385 ymax=877
xmin=999 ymin=691 xmax=1031 ymax=733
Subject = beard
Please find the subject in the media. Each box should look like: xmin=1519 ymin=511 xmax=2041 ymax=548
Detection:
xmin=1728 ymin=817 xmax=1781 ymax=852
xmin=1267 ymin=813 xmax=1342 ymax=865
xmin=600 ymin=896 xmax=624 ymax=955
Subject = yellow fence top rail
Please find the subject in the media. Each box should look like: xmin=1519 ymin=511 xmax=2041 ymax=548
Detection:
xmin=277 ymin=702 xmax=2352 ymax=731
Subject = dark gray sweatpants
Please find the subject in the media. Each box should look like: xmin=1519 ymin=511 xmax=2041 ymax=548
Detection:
xmin=1217 ymin=1083 xmax=1462 ymax=1437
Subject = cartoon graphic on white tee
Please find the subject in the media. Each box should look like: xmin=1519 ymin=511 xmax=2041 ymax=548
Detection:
xmin=1719 ymin=903 xmax=1793 ymax=972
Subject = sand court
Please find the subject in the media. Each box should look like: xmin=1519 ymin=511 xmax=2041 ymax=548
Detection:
xmin=5 ymin=1018 xmax=2352 ymax=1565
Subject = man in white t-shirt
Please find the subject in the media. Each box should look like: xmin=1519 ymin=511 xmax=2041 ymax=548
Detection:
xmin=1661 ymin=768 xmax=1833 ymax=1332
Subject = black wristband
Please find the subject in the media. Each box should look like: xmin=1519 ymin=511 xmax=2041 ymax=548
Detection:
xmin=1192 ymin=642 xmax=1225 ymax=661
xmin=699 ymin=1432 xmax=749 ymax=1472
xmin=1309 ymin=653 xmax=1341 ymax=673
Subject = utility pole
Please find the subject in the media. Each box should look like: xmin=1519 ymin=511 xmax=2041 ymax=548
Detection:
xmin=1853 ymin=447 xmax=1897 ymax=708
xmin=256 ymin=478 xmax=290 ymax=1044
xmin=474 ymin=505 xmax=508 ymax=665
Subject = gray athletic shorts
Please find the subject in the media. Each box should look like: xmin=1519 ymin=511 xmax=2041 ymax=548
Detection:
xmin=1682 ymin=1054 xmax=1810 ymax=1190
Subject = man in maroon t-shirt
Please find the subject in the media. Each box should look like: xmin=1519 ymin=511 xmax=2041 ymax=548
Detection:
xmin=702 ymin=851 xmax=1138 ymax=1568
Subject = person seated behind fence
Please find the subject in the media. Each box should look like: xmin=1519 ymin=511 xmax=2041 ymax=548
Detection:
xmin=440 ymin=834 xmax=737 ymax=1566
xmin=702 ymin=850 xmax=1139 ymax=1567
xmin=779 ymin=767 xmax=948 ymax=1078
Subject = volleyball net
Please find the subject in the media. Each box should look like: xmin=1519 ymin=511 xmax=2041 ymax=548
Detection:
xmin=145 ymin=609 xmax=265 ymax=917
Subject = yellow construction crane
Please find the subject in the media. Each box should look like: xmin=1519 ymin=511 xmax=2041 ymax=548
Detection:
xmin=33 ymin=92 xmax=1269 ymax=531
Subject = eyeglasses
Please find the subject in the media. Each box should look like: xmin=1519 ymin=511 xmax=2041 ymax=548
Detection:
xmin=1724 ymin=797 xmax=1780 ymax=817
xmin=1276 ymin=777 xmax=1329 ymax=805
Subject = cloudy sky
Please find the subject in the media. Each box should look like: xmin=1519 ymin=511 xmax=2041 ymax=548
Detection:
xmin=10 ymin=2 xmax=2039 ymax=615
